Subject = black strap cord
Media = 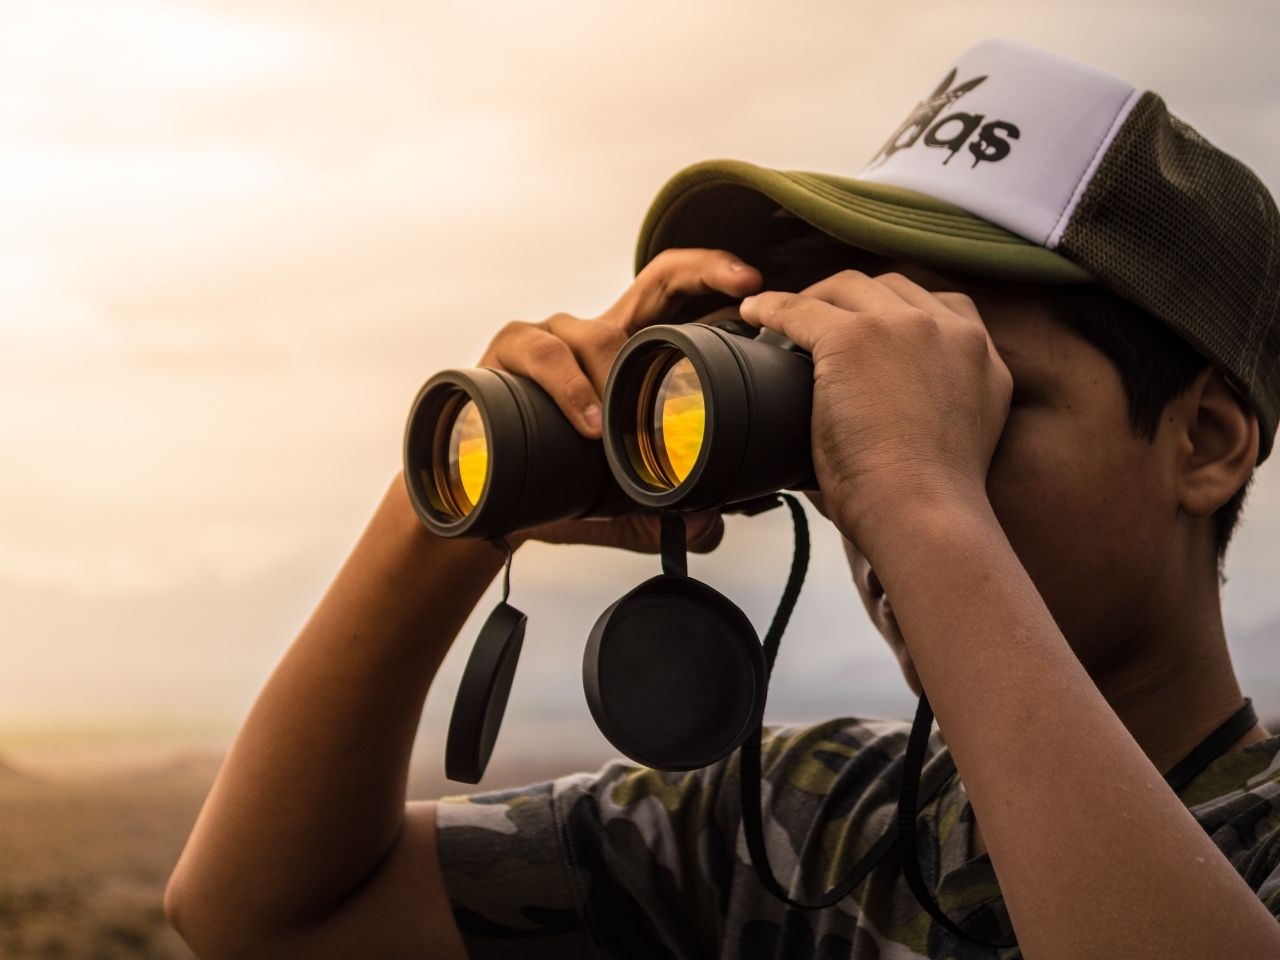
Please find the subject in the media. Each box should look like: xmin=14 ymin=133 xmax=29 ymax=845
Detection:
xmin=482 ymin=536 xmax=516 ymax=602
xmin=896 ymin=693 xmax=1014 ymax=948
xmin=659 ymin=510 xmax=688 ymax=579
xmin=487 ymin=536 xmax=514 ymax=602
xmin=897 ymin=692 xmax=1260 ymax=949
xmin=737 ymin=494 xmax=957 ymax=909
xmin=1164 ymin=696 xmax=1258 ymax=794
xmin=757 ymin=495 xmax=806 ymax=677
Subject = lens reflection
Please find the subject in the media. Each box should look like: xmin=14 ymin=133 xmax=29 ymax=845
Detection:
xmin=652 ymin=356 xmax=704 ymax=486
xmin=445 ymin=399 xmax=488 ymax=515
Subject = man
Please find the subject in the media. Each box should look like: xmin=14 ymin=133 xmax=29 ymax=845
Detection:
xmin=165 ymin=39 xmax=1280 ymax=958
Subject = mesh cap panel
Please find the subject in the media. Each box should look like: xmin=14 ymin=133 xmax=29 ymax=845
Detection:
xmin=1059 ymin=92 xmax=1280 ymax=461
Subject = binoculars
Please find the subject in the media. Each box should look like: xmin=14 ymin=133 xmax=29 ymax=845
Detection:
xmin=403 ymin=307 xmax=819 ymax=538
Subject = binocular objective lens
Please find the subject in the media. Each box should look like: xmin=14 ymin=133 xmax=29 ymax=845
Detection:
xmin=440 ymin=398 xmax=488 ymax=518
xmin=641 ymin=354 xmax=705 ymax=489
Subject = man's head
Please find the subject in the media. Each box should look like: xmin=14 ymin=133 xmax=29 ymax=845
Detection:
xmin=759 ymin=222 xmax=1259 ymax=693
xmin=629 ymin=38 xmax=1278 ymax=696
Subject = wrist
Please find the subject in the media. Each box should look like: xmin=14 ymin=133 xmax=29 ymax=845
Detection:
xmin=385 ymin=471 xmax=510 ymax=580
xmin=834 ymin=479 xmax=997 ymax=569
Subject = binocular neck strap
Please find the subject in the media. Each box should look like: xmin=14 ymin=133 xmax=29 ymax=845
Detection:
xmin=760 ymin=495 xmax=807 ymax=676
xmin=484 ymin=536 xmax=516 ymax=603
xmin=738 ymin=494 xmax=959 ymax=911
xmin=660 ymin=510 xmax=688 ymax=578
xmin=740 ymin=493 xmax=882 ymax=908
xmin=895 ymin=693 xmax=1016 ymax=949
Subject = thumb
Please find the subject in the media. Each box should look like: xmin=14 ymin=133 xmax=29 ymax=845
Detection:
xmin=685 ymin=510 xmax=725 ymax=553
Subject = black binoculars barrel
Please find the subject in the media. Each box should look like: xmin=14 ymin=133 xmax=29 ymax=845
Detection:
xmin=604 ymin=323 xmax=816 ymax=510
xmin=403 ymin=368 xmax=621 ymax=539
xmin=402 ymin=318 xmax=818 ymax=539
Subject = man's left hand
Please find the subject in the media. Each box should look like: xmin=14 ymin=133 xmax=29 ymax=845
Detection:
xmin=737 ymin=270 xmax=1012 ymax=558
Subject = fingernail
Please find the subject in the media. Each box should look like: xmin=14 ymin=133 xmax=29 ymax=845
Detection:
xmin=584 ymin=403 xmax=601 ymax=430
xmin=739 ymin=295 xmax=756 ymax=312
xmin=729 ymin=260 xmax=750 ymax=272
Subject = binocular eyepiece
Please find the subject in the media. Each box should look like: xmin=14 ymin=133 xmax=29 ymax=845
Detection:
xmin=403 ymin=309 xmax=819 ymax=538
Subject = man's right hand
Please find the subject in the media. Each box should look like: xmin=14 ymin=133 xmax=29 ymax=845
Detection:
xmin=475 ymin=247 xmax=763 ymax=555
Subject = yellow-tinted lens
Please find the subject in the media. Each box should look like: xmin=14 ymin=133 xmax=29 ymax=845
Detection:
xmin=446 ymin=399 xmax=488 ymax=514
xmin=653 ymin=357 xmax=704 ymax=485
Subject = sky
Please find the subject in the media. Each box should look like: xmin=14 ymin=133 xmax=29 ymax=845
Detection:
xmin=2 ymin=0 xmax=1279 ymax=774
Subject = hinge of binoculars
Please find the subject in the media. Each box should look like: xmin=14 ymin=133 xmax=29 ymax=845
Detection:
xmin=722 ymin=494 xmax=785 ymax=518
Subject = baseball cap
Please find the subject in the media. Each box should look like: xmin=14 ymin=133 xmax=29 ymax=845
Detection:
xmin=633 ymin=38 xmax=1280 ymax=462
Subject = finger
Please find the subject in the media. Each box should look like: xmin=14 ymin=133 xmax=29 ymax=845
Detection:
xmin=798 ymin=269 xmax=977 ymax=337
xmin=609 ymin=510 xmax=721 ymax=553
xmin=872 ymin=274 xmax=1001 ymax=365
xmin=685 ymin=510 xmax=725 ymax=553
xmin=543 ymin=312 xmax=628 ymax=396
xmin=735 ymin=291 xmax=854 ymax=356
xmin=781 ymin=268 xmax=987 ymax=349
xmin=528 ymin=516 xmax=658 ymax=550
xmin=601 ymin=248 xmax=762 ymax=336
xmin=798 ymin=268 xmax=914 ymax=318
xmin=934 ymin=290 xmax=982 ymax=323
xmin=570 ymin=515 xmax=668 ymax=554
xmin=870 ymin=272 xmax=977 ymax=323
xmin=488 ymin=321 xmax=602 ymax=436
xmin=524 ymin=510 xmax=723 ymax=554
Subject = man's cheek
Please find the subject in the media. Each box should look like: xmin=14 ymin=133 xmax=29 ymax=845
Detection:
xmin=983 ymin=427 xmax=1067 ymax=533
xmin=983 ymin=454 xmax=1066 ymax=576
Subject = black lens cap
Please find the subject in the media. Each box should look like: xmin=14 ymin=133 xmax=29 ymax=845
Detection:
xmin=583 ymin=574 xmax=765 ymax=771
xmin=445 ymin=601 xmax=527 ymax=783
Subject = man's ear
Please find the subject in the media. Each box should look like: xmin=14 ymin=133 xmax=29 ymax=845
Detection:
xmin=1173 ymin=367 xmax=1259 ymax=518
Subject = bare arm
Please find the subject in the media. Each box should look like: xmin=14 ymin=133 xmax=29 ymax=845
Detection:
xmin=165 ymin=248 xmax=760 ymax=959
xmin=165 ymin=474 xmax=497 ymax=959
xmin=867 ymin=502 xmax=1280 ymax=960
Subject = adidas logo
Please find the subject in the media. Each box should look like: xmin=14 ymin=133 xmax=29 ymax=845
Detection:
xmin=867 ymin=69 xmax=1021 ymax=169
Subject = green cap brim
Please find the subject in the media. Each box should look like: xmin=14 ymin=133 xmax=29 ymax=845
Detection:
xmin=635 ymin=159 xmax=1093 ymax=285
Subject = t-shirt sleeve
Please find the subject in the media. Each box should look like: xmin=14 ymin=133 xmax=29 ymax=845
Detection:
xmin=434 ymin=778 xmax=590 ymax=958
xmin=1243 ymin=824 xmax=1280 ymax=921
xmin=1187 ymin=743 xmax=1280 ymax=925
xmin=434 ymin=755 xmax=740 ymax=960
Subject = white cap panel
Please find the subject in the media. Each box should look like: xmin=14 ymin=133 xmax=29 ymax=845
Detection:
xmin=857 ymin=38 xmax=1138 ymax=247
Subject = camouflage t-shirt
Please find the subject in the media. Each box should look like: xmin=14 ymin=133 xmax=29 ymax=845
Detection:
xmin=435 ymin=716 xmax=1280 ymax=959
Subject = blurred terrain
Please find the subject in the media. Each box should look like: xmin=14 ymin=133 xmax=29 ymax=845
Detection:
xmin=0 ymin=748 xmax=613 ymax=960
xmin=0 ymin=752 xmax=214 ymax=959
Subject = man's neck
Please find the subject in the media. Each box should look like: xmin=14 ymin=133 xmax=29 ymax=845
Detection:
xmin=969 ymin=604 xmax=1267 ymax=863
xmin=1092 ymin=600 xmax=1267 ymax=776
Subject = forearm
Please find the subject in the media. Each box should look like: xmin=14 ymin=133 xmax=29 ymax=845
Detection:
xmin=863 ymin=500 xmax=1280 ymax=960
xmin=167 ymin=472 xmax=506 ymax=943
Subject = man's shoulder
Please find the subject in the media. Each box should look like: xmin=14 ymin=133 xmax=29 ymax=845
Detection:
xmin=579 ymin=715 xmax=921 ymax=810
xmin=435 ymin=714 xmax=920 ymax=837
xmin=756 ymin=715 xmax=917 ymax=786
xmin=1176 ymin=733 xmax=1280 ymax=916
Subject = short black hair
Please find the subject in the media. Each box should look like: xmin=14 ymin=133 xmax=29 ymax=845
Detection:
xmin=757 ymin=218 xmax=1253 ymax=580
